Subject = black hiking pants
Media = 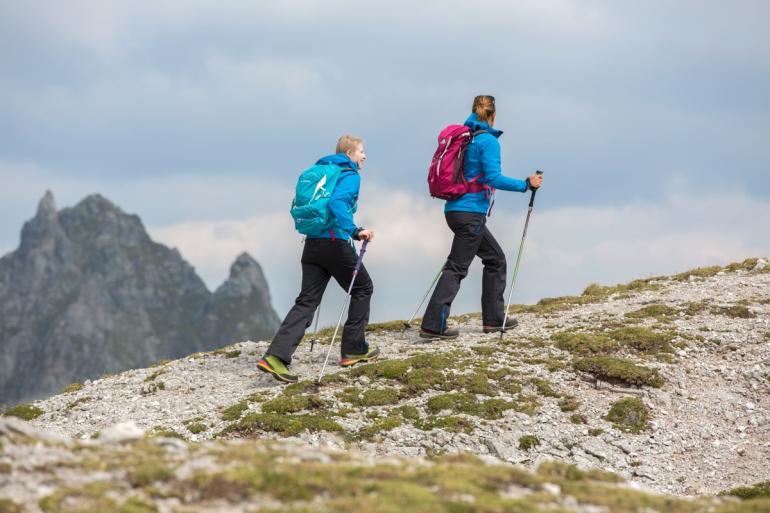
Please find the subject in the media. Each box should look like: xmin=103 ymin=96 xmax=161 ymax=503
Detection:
xmin=266 ymin=238 xmax=372 ymax=364
xmin=421 ymin=211 xmax=506 ymax=332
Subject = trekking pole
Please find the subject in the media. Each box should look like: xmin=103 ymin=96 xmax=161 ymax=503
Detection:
xmin=500 ymin=170 xmax=543 ymax=340
xmin=402 ymin=260 xmax=446 ymax=330
xmin=316 ymin=240 xmax=369 ymax=385
xmin=308 ymin=304 xmax=321 ymax=352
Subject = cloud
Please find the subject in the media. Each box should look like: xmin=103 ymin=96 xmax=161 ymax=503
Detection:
xmin=145 ymin=180 xmax=770 ymax=326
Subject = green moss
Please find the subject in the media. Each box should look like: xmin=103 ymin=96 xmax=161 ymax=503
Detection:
xmin=185 ymin=422 xmax=207 ymax=434
xmin=720 ymin=481 xmax=770 ymax=500
xmin=62 ymin=382 xmax=84 ymax=393
xmin=425 ymin=393 xmax=515 ymax=420
xmin=65 ymin=396 xmax=92 ymax=410
xmin=221 ymin=401 xmax=248 ymax=421
xmin=605 ymin=397 xmax=651 ymax=433
xmin=261 ymin=394 xmax=326 ymax=414
xmin=558 ymin=396 xmax=580 ymax=412
xmin=148 ymin=427 xmax=186 ymax=440
xmin=552 ymin=332 xmax=617 ymax=355
xmin=608 ymin=326 xmax=675 ymax=354
xmin=573 ymin=356 xmax=665 ymax=388
xmin=712 ymin=305 xmax=756 ymax=319
xmin=682 ymin=300 xmax=710 ymax=316
xmin=337 ymin=387 xmax=400 ymax=407
xmin=537 ymin=460 xmax=622 ymax=483
xmin=624 ymin=304 xmax=678 ymax=320
xmin=143 ymin=369 xmax=166 ymax=382
xmin=403 ymin=368 xmax=447 ymax=395
xmin=518 ymin=435 xmax=540 ymax=450
xmin=0 ymin=499 xmax=23 ymax=513
xmin=529 ymin=377 xmax=561 ymax=398
xmin=453 ymin=371 xmax=495 ymax=396
xmin=40 ymin=482 xmax=157 ymax=513
xmin=355 ymin=415 xmax=403 ymax=440
xmin=2 ymin=403 xmax=44 ymax=420
xmin=365 ymin=319 xmax=411 ymax=332
xmin=349 ymin=359 xmax=411 ymax=380
xmin=127 ymin=462 xmax=175 ymax=487
xmin=283 ymin=380 xmax=321 ymax=396
xmin=673 ymin=265 xmax=723 ymax=281
xmin=724 ymin=258 xmax=759 ymax=273
xmin=393 ymin=405 xmax=420 ymax=421
xmin=224 ymin=413 xmax=342 ymax=437
xmin=416 ymin=415 xmax=474 ymax=433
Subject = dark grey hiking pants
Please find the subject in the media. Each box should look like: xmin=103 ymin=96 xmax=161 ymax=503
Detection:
xmin=266 ymin=238 xmax=372 ymax=364
xmin=421 ymin=211 xmax=506 ymax=332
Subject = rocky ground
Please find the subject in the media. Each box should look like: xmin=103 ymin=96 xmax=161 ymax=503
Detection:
xmin=2 ymin=258 xmax=769 ymax=512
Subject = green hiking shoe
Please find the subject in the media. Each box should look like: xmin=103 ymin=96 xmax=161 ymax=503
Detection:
xmin=340 ymin=346 xmax=381 ymax=367
xmin=257 ymin=354 xmax=299 ymax=383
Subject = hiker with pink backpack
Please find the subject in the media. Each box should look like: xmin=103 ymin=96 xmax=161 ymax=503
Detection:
xmin=420 ymin=95 xmax=543 ymax=339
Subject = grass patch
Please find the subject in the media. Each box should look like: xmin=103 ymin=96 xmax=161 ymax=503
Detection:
xmin=261 ymin=394 xmax=326 ymax=414
xmin=518 ymin=435 xmax=540 ymax=450
xmin=711 ymin=305 xmax=756 ymax=319
xmin=65 ymin=396 xmax=92 ymax=410
xmin=624 ymin=304 xmax=678 ymax=320
xmin=143 ymin=369 xmax=166 ymax=382
xmin=529 ymin=377 xmax=561 ymax=397
xmin=354 ymin=415 xmax=402 ymax=440
xmin=62 ymin=382 xmax=84 ymax=394
xmin=608 ymin=326 xmax=675 ymax=354
xmin=415 ymin=415 xmax=474 ymax=433
xmin=223 ymin=413 xmax=342 ymax=437
xmin=338 ymin=387 xmax=400 ymax=407
xmin=552 ymin=332 xmax=617 ymax=355
xmin=720 ymin=481 xmax=770 ymax=500
xmin=558 ymin=396 xmax=581 ymax=412
xmin=573 ymin=356 xmax=664 ymax=388
xmin=127 ymin=461 xmax=175 ymax=487
xmin=185 ymin=422 xmax=207 ymax=434
xmin=605 ymin=397 xmax=651 ymax=433
xmin=0 ymin=499 xmax=23 ymax=513
xmin=2 ymin=403 xmax=44 ymax=420
xmin=221 ymin=401 xmax=249 ymax=421
xmin=148 ymin=427 xmax=186 ymax=440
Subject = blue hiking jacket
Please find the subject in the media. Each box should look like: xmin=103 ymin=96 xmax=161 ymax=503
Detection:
xmin=445 ymin=113 xmax=529 ymax=215
xmin=308 ymin=153 xmax=360 ymax=241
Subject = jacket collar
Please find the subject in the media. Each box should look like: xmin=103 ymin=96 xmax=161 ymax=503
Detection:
xmin=316 ymin=153 xmax=359 ymax=171
xmin=464 ymin=113 xmax=503 ymax=138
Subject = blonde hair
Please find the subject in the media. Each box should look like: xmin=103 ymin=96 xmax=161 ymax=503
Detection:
xmin=336 ymin=134 xmax=364 ymax=155
xmin=472 ymin=95 xmax=496 ymax=124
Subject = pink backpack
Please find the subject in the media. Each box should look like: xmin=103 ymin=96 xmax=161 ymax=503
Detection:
xmin=427 ymin=125 xmax=490 ymax=200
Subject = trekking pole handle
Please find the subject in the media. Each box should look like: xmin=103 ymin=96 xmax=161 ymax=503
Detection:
xmin=528 ymin=170 xmax=543 ymax=208
xmin=354 ymin=240 xmax=369 ymax=274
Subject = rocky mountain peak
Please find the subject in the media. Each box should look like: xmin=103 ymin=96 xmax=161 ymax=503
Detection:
xmin=217 ymin=252 xmax=271 ymax=300
xmin=1 ymin=192 xmax=280 ymax=406
xmin=35 ymin=190 xmax=57 ymax=220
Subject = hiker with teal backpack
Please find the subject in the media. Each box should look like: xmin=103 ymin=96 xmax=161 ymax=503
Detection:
xmin=420 ymin=95 xmax=544 ymax=339
xmin=258 ymin=135 xmax=380 ymax=384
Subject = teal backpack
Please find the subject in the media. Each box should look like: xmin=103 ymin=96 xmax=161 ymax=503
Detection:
xmin=290 ymin=163 xmax=348 ymax=236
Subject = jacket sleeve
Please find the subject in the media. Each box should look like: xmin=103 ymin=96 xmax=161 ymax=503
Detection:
xmin=328 ymin=172 xmax=360 ymax=236
xmin=478 ymin=137 xmax=528 ymax=192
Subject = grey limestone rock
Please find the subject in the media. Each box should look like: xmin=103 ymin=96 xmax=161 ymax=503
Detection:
xmin=0 ymin=192 xmax=280 ymax=406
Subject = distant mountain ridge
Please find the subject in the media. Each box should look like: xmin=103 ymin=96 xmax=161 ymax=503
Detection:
xmin=0 ymin=191 xmax=280 ymax=406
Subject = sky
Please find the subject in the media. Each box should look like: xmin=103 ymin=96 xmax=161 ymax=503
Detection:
xmin=1 ymin=0 xmax=769 ymax=326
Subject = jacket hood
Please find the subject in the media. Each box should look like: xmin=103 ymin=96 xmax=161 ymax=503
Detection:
xmin=316 ymin=153 xmax=359 ymax=170
xmin=464 ymin=113 xmax=503 ymax=138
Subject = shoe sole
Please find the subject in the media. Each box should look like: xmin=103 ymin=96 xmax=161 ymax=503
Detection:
xmin=483 ymin=322 xmax=519 ymax=334
xmin=257 ymin=361 xmax=298 ymax=384
xmin=419 ymin=331 xmax=459 ymax=340
xmin=340 ymin=351 xmax=381 ymax=368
